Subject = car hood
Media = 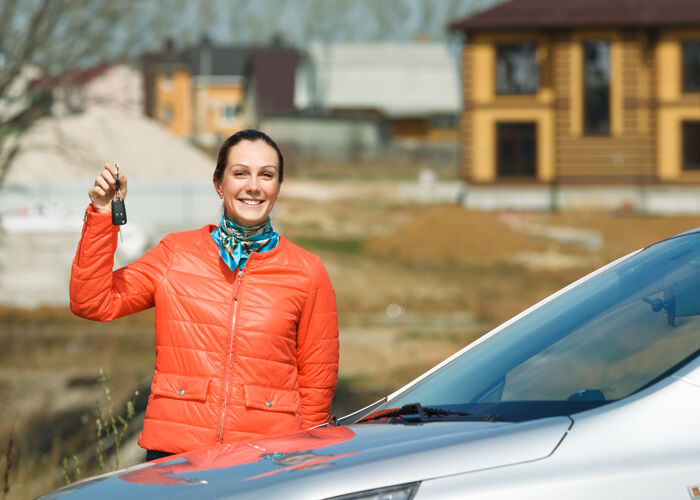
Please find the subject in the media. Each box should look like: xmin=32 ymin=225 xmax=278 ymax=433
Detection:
xmin=46 ymin=416 xmax=571 ymax=499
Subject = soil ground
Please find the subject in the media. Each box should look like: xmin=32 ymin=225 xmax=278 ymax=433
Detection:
xmin=3 ymin=170 xmax=700 ymax=498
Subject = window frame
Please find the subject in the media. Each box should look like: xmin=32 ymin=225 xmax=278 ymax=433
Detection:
xmin=495 ymin=42 xmax=540 ymax=96
xmin=582 ymin=39 xmax=611 ymax=136
xmin=161 ymin=105 xmax=173 ymax=125
xmin=682 ymin=40 xmax=700 ymax=94
xmin=220 ymin=104 xmax=241 ymax=124
xmin=682 ymin=120 xmax=700 ymax=171
xmin=496 ymin=121 xmax=538 ymax=178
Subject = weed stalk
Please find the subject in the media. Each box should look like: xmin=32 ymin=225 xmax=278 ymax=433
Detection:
xmin=2 ymin=434 xmax=13 ymax=499
xmin=95 ymin=369 xmax=138 ymax=471
xmin=63 ymin=368 xmax=139 ymax=483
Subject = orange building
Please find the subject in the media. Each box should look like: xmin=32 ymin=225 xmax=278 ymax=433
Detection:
xmin=450 ymin=0 xmax=700 ymax=188
xmin=143 ymin=40 xmax=298 ymax=148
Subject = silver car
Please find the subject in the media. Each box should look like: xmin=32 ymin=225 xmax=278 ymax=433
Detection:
xmin=42 ymin=230 xmax=700 ymax=499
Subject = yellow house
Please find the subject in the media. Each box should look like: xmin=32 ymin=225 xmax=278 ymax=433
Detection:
xmin=142 ymin=42 xmax=250 ymax=147
xmin=450 ymin=0 xmax=700 ymax=187
xmin=143 ymin=41 xmax=300 ymax=148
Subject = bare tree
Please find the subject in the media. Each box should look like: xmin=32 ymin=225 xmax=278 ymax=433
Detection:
xmin=0 ymin=0 xmax=183 ymax=188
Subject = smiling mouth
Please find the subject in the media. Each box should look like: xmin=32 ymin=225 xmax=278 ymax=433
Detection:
xmin=239 ymin=199 xmax=264 ymax=206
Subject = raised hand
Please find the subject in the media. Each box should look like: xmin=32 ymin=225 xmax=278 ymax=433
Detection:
xmin=88 ymin=163 xmax=127 ymax=214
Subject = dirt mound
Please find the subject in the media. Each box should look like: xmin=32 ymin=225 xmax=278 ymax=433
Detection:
xmin=366 ymin=206 xmax=700 ymax=267
xmin=365 ymin=205 xmax=548 ymax=263
xmin=544 ymin=211 xmax=700 ymax=260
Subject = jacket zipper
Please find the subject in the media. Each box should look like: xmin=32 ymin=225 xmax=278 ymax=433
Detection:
xmin=218 ymin=268 xmax=243 ymax=443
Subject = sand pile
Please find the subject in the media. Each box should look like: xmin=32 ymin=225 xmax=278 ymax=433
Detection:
xmin=6 ymin=106 xmax=214 ymax=183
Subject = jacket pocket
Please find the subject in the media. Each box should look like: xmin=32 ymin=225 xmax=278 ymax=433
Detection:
xmin=244 ymin=384 xmax=300 ymax=414
xmin=152 ymin=372 xmax=210 ymax=403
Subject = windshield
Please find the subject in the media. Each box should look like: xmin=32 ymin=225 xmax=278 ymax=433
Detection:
xmin=365 ymin=232 xmax=700 ymax=423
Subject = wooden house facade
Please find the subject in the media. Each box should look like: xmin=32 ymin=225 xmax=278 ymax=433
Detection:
xmin=451 ymin=0 xmax=700 ymax=186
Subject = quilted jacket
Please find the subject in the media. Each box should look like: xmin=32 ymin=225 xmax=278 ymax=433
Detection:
xmin=69 ymin=206 xmax=339 ymax=454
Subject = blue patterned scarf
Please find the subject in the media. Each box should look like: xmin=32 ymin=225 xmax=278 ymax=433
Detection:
xmin=211 ymin=215 xmax=279 ymax=271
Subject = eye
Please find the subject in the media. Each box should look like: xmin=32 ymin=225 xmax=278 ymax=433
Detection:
xmin=262 ymin=172 xmax=274 ymax=179
xmin=233 ymin=171 xmax=246 ymax=178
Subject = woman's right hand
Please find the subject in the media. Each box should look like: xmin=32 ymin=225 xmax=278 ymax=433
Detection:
xmin=89 ymin=163 xmax=127 ymax=214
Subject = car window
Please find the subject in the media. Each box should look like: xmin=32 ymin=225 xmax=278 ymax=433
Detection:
xmin=381 ymin=232 xmax=700 ymax=420
xmin=501 ymin=289 xmax=700 ymax=401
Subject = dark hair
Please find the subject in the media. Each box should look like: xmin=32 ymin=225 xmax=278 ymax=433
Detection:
xmin=213 ymin=129 xmax=284 ymax=182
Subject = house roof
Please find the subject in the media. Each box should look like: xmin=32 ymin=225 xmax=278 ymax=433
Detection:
xmin=450 ymin=0 xmax=700 ymax=31
xmin=30 ymin=62 xmax=113 ymax=89
xmin=143 ymin=42 xmax=252 ymax=77
xmin=295 ymin=43 xmax=460 ymax=117
xmin=183 ymin=46 xmax=251 ymax=76
xmin=249 ymin=48 xmax=300 ymax=114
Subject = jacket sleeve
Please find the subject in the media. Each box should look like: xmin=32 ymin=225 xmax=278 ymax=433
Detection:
xmin=296 ymin=258 xmax=339 ymax=429
xmin=69 ymin=205 xmax=173 ymax=321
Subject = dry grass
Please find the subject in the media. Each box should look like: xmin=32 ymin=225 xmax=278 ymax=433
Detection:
xmin=0 ymin=308 xmax=154 ymax=498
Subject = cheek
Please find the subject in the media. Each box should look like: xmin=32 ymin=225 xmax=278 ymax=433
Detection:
xmin=222 ymin=179 xmax=242 ymax=196
xmin=268 ymin=183 xmax=281 ymax=200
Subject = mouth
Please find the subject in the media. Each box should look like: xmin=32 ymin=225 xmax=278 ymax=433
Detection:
xmin=239 ymin=199 xmax=264 ymax=206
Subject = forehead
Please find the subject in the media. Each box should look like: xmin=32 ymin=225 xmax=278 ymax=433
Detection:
xmin=227 ymin=140 xmax=278 ymax=167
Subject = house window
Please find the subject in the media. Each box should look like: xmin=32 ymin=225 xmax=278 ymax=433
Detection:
xmin=683 ymin=121 xmax=700 ymax=170
xmin=497 ymin=122 xmax=537 ymax=178
xmin=583 ymin=40 xmax=610 ymax=135
xmin=429 ymin=114 xmax=457 ymax=129
xmin=496 ymin=43 xmax=539 ymax=95
xmin=221 ymin=105 xmax=240 ymax=122
xmin=160 ymin=72 xmax=174 ymax=90
xmin=682 ymin=41 xmax=700 ymax=93
xmin=161 ymin=105 xmax=173 ymax=125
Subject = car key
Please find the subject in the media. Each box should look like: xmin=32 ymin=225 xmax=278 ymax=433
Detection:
xmin=111 ymin=163 xmax=127 ymax=226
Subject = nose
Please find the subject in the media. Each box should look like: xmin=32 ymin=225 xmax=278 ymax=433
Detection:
xmin=245 ymin=176 xmax=260 ymax=193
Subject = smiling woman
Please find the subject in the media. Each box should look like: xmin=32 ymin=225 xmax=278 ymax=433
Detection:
xmin=69 ymin=129 xmax=339 ymax=462
xmin=213 ymin=131 xmax=283 ymax=227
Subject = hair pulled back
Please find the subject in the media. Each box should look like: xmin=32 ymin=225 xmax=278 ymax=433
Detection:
xmin=213 ymin=129 xmax=284 ymax=182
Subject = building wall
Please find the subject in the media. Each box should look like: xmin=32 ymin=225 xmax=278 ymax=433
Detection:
xmin=459 ymin=46 xmax=474 ymax=179
xmin=554 ymin=29 xmax=656 ymax=182
xmin=154 ymin=71 xmax=193 ymax=138
xmin=153 ymin=74 xmax=245 ymax=145
xmin=462 ymin=31 xmax=556 ymax=183
xmin=53 ymin=64 xmax=143 ymax=116
xmin=460 ymin=27 xmax=700 ymax=184
xmin=83 ymin=65 xmax=144 ymax=116
xmin=204 ymin=86 xmax=246 ymax=137
xmin=426 ymin=125 xmax=458 ymax=141
xmin=656 ymin=29 xmax=700 ymax=182
xmin=393 ymin=118 xmax=429 ymax=138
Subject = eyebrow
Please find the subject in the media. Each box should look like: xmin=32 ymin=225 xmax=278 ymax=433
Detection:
xmin=229 ymin=163 xmax=278 ymax=169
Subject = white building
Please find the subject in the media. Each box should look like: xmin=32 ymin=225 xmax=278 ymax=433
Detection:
xmin=295 ymin=42 xmax=461 ymax=123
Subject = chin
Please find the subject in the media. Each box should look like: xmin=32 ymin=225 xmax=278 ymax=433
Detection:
xmin=228 ymin=213 xmax=268 ymax=227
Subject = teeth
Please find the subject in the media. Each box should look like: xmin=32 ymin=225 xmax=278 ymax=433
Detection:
xmin=241 ymin=200 xmax=263 ymax=205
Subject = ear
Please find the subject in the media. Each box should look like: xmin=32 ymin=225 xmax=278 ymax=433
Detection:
xmin=213 ymin=177 xmax=223 ymax=198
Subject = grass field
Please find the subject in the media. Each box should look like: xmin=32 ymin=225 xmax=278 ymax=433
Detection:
xmin=3 ymin=170 xmax=700 ymax=498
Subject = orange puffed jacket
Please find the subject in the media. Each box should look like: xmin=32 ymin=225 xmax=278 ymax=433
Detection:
xmin=69 ymin=206 xmax=339 ymax=454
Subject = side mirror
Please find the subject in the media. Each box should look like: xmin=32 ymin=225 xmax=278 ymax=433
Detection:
xmin=663 ymin=276 xmax=700 ymax=327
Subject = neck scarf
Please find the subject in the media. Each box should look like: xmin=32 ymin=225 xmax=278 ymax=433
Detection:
xmin=211 ymin=215 xmax=279 ymax=271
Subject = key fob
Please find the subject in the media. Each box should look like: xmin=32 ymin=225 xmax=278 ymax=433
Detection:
xmin=112 ymin=198 xmax=127 ymax=225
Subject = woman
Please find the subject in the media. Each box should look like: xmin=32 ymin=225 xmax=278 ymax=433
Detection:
xmin=69 ymin=130 xmax=339 ymax=461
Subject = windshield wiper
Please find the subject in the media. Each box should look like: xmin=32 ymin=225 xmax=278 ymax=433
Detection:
xmin=357 ymin=402 xmax=509 ymax=424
